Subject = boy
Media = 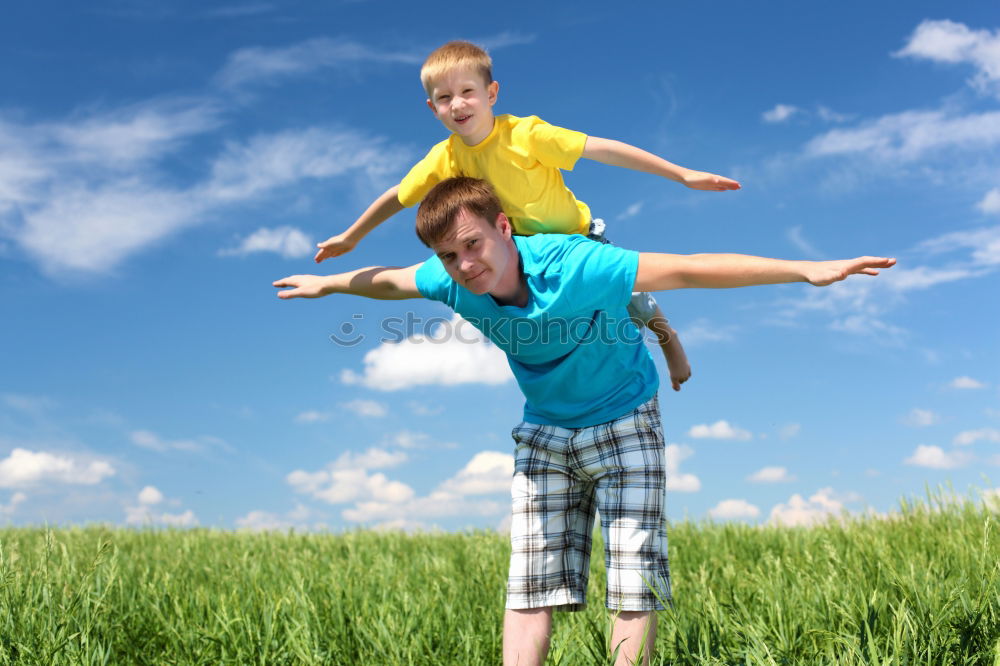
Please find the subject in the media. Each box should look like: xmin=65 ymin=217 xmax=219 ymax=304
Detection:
xmin=313 ymin=40 xmax=741 ymax=391
xmin=277 ymin=177 xmax=894 ymax=666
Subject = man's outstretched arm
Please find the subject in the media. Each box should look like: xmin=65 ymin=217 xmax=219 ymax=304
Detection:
xmin=634 ymin=254 xmax=896 ymax=292
xmin=273 ymin=263 xmax=423 ymax=300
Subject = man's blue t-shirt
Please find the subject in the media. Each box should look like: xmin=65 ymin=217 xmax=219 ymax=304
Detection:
xmin=415 ymin=234 xmax=659 ymax=427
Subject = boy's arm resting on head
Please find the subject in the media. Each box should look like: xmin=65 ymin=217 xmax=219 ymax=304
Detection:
xmin=634 ymin=253 xmax=896 ymax=292
xmin=581 ymin=136 xmax=741 ymax=191
xmin=314 ymin=185 xmax=406 ymax=263
xmin=274 ymin=263 xmax=423 ymax=300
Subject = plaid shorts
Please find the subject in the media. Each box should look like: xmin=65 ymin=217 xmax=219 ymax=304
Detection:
xmin=506 ymin=395 xmax=672 ymax=612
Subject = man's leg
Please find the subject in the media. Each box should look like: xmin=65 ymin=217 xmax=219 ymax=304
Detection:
xmin=503 ymin=607 xmax=553 ymax=666
xmin=610 ymin=611 xmax=657 ymax=666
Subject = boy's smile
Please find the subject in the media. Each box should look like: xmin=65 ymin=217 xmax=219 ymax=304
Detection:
xmin=426 ymin=69 xmax=499 ymax=146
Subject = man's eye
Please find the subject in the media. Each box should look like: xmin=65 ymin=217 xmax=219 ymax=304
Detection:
xmin=467 ymin=239 xmax=478 ymax=248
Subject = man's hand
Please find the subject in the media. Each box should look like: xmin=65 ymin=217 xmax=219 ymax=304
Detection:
xmin=273 ymin=275 xmax=333 ymax=299
xmin=681 ymin=170 xmax=741 ymax=191
xmin=803 ymin=257 xmax=897 ymax=286
xmin=314 ymin=233 xmax=357 ymax=263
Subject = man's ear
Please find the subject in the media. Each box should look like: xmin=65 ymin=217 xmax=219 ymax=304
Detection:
xmin=496 ymin=212 xmax=512 ymax=238
xmin=488 ymin=80 xmax=499 ymax=106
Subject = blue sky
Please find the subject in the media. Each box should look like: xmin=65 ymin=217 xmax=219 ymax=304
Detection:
xmin=1 ymin=1 xmax=998 ymax=531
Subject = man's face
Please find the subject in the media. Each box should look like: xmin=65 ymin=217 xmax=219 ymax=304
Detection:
xmin=426 ymin=68 xmax=499 ymax=146
xmin=430 ymin=208 xmax=514 ymax=296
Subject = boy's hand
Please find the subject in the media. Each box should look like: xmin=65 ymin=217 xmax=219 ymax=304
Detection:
xmin=804 ymin=257 xmax=896 ymax=287
xmin=681 ymin=170 xmax=741 ymax=191
xmin=273 ymin=275 xmax=333 ymax=299
xmin=314 ymin=233 xmax=357 ymax=263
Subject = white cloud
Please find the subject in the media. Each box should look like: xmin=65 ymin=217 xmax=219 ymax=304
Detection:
xmin=130 ymin=430 xmax=203 ymax=453
xmin=138 ymin=486 xmax=164 ymax=505
xmin=953 ymin=428 xmax=1000 ymax=446
xmin=903 ymin=408 xmax=939 ymax=427
xmin=220 ymin=226 xmax=312 ymax=259
xmin=805 ymin=109 xmax=1000 ymax=162
xmin=617 ymin=201 xmax=643 ymax=221
xmin=341 ymin=493 xmax=505 ymax=523
xmin=290 ymin=448 xmax=514 ymax=524
xmin=341 ymin=314 xmax=513 ymax=391
xmin=687 ymin=420 xmax=752 ymax=441
xmin=235 ymin=504 xmax=319 ymax=532
xmin=0 ymin=99 xmax=409 ymax=277
xmin=675 ymin=319 xmax=737 ymax=347
xmin=895 ymin=20 xmax=1000 ymax=96
xmin=778 ymin=423 xmax=801 ymax=440
xmin=0 ymin=448 xmax=115 ymax=488
xmin=709 ymin=499 xmax=760 ymax=520
xmin=439 ymin=451 xmax=514 ymax=495
xmin=214 ymin=37 xmax=424 ymax=90
xmin=665 ymin=444 xmax=700 ymax=492
xmin=950 ymin=376 xmax=987 ymax=389
xmin=787 ymin=226 xmax=822 ymax=258
xmin=903 ymin=444 xmax=972 ymax=469
xmin=125 ymin=506 xmax=198 ymax=527
xmin=763 ymin=104 xmax=800 ymax=123
xmin=288 ymin=448 xmax=413 ymax=506
xmin=748 ymin=466 xmax=795 ymax=483
xmin=1 ymin=393 xmax=54 ymax=414
xmin=768 ymin=487 xmax=856 ymax=526
xmin=385 ymin=431 xmax=432 ymax=449
xmin=333 ymin=448 xmax=407 ymax=471
xmin=816 ymin=106 xmax=853 ymax=123
xmin=917 ymin=225 xmax=1000 ymax=267
xmin=295 ymin=410 xmax=330 ymax=423
xmin=340 ymin=399 xmax=388 ymax=418
xmin=979 ymin=189 xmax=1000 ymax=214
xmin=1 ymin=492 xmax=26 ymax=516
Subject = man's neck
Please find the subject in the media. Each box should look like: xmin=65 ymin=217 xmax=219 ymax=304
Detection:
xmin=490 ymin=249 xmax=529 ymax=308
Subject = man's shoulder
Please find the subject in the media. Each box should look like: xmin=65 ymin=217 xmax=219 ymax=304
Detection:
xmin=517 ymin=233 xmax=597 ymax=270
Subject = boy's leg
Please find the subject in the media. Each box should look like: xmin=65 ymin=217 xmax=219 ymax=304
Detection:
xmin=610 ymin=611 xmax=657 ymax=666
xmin=503 ymin=607 xmax=553 ymax=666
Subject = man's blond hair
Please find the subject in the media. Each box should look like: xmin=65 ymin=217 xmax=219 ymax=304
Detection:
xmin=420 ymin=41 xmax=493 ymax=96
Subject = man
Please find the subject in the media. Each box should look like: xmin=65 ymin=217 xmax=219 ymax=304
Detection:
xmin=274 ymin=177 xmax=894 ymax=666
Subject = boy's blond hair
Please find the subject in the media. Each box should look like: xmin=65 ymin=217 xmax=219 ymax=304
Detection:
xmin=420 ymin=41 xmax=493 ymax=96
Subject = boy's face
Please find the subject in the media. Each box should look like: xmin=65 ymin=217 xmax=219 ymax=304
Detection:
xmin=426 ymin=69 xmax=499 ymax=146
xmin=430 ymin=208 xmax=517 ymax=297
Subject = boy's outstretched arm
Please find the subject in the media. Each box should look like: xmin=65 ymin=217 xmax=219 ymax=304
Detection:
xmin=274 ymin=264 xmax=423 ymax=300
xmin=581 ymin=137 xmax=740 ymax=191
xmin=314 ymin=185 xmax=406 ymax=263
xmin=634 ymin=254 xmax=895 ymax=292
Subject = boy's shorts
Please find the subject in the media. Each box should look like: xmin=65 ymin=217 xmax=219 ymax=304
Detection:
xmin=587 ymin=219 xmax=659 ymax=326
xmin=506 ymin=395 xmax=672 ymax=612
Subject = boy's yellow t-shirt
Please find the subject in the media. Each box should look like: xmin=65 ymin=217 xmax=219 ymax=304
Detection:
xmin=397 ymin=114 xmax=592 ymax=236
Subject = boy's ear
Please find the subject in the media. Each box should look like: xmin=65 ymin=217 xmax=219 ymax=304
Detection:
xmin=426 ymin=98 xmax=435 ymax=113
xmin=488 ymin=80 xmax=499 ymax=106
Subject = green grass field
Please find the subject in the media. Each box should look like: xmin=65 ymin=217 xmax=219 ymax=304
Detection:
xmin=1 ymin=493 xmax=999 ymax=665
